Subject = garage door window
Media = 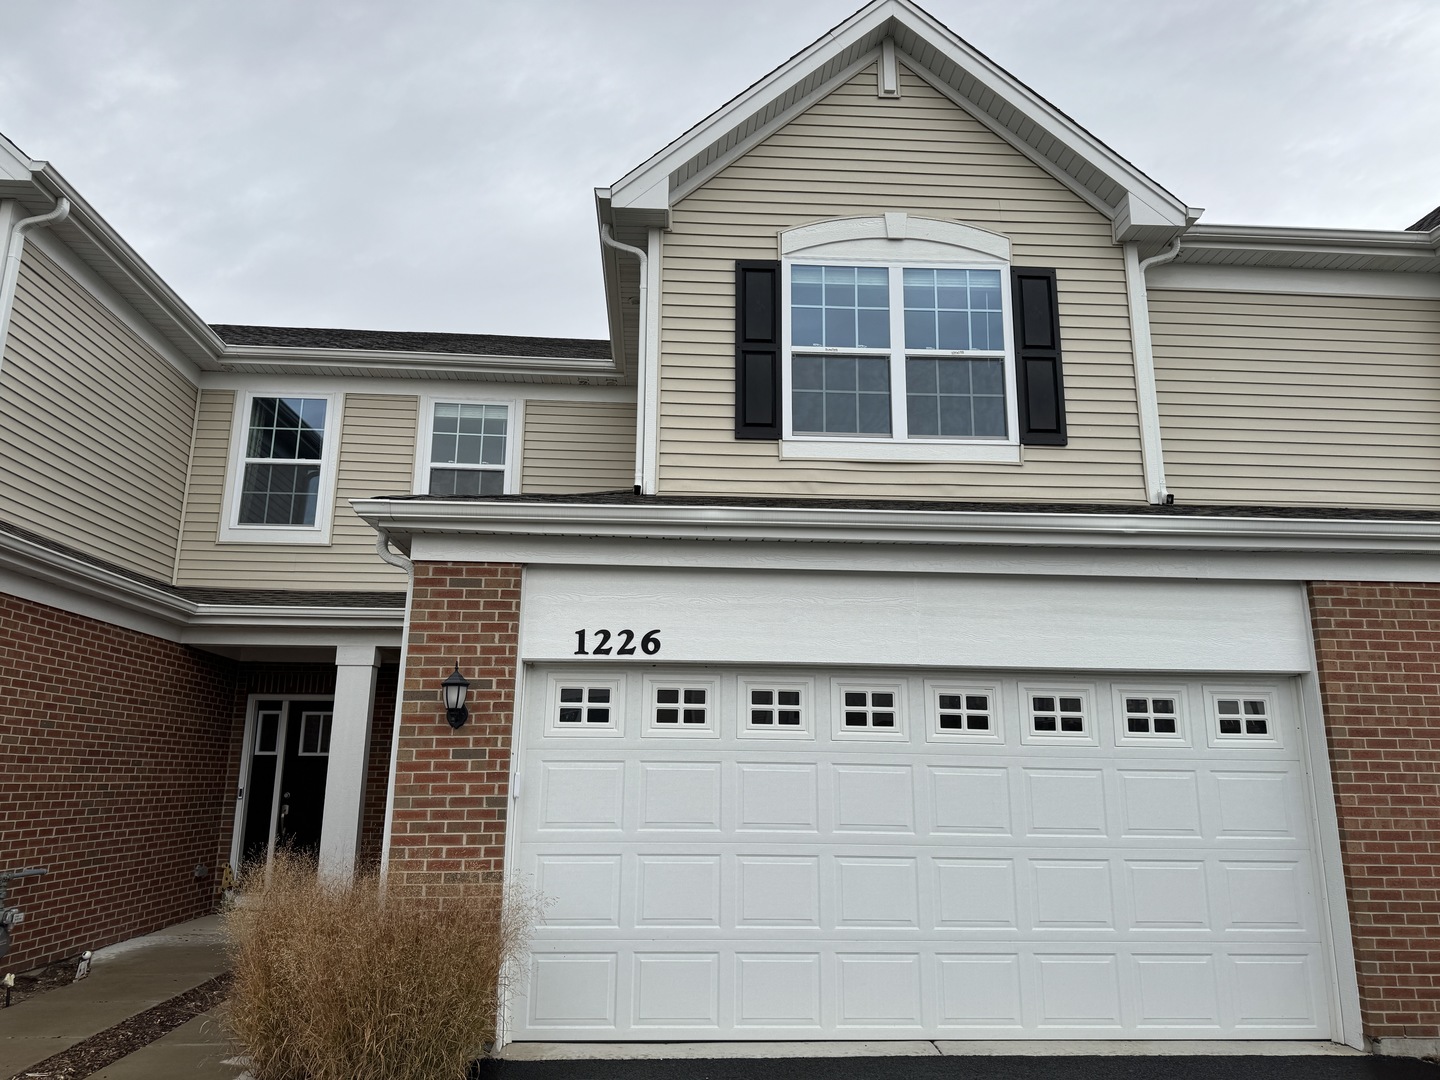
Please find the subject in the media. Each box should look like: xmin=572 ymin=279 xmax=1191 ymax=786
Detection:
xmin=1022 ymin=687 xmax=1098 ymax=745
xmin=549 ymin=679 xmax=624 ymax=735
xmin=1208 ymin=690 xmax=1280 ymax=747
xmin=740 ymin=680 xmax=812 ymax=739
xmin=833 ymin=682 xmax=906 ymax=739
xmin=646 ymin=679 xmax=718 ymax=737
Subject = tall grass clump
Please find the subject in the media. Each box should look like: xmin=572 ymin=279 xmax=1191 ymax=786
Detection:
xmin=223 ymin=852 xmax=540 ymax=1080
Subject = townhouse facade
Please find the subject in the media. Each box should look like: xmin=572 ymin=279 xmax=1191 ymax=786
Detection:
xmin=3 ymin=0 xmax=1440 ymax=1057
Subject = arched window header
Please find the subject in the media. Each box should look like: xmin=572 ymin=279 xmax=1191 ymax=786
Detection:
xmin=778 ymin=214 xmax=1010 ymax=262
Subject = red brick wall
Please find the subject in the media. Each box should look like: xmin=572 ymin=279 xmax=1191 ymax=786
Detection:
xmin=1310 ymin=582 xmax=1440 ymax=1040
xmin=360 ymin=664 xmax=398 ymax=871
xmin=0 ymin=592 xmax=235 ymax=972
xmin=388 ymin=562 xmax=520 ymax=897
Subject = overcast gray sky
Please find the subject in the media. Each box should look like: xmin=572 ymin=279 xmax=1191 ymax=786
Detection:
xmin=1 ymin=0 xmax=1436 ymax=339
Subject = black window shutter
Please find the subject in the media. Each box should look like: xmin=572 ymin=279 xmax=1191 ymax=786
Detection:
xmin=735 ymin=260 xmax=782 ymax=440
xmin=1010 ymin=267 xmax=1067 ymax=446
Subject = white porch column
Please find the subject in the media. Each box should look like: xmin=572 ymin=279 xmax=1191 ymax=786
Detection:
xmin=317 ymin=644 xmax=381 ymax=880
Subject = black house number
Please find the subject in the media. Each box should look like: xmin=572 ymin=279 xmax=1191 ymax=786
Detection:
xmin=573 ymin=629 xmax=661 ymax=656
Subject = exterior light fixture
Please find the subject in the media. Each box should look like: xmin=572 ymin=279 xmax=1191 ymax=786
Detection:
xmin=442 ymin=663 xmax=470 ymax=729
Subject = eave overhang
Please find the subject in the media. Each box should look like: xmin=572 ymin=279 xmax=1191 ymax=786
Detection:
xmin=1177 ymin=222 xmax=1440 ymax=274
xmin=352 ymin=497 xmax=1440 ymax=558
xmin=0 ymin=524 xmax=403 ymax=639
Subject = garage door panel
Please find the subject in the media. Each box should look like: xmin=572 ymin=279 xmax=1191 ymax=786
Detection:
xmin=511 ymin=669 xmax=1331 ymax=1041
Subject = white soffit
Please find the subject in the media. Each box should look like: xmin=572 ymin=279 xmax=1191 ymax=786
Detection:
xmin=607 ymin=0 xmax=1189 ymax=238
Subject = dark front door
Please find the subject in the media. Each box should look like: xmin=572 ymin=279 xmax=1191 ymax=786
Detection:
xmin=240 ymin=699 xmax=333 ymax=866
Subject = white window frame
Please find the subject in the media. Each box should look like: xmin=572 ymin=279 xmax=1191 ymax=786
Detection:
xmin=412 ymin=394 xmax=523 ymax=497
xmin=831 ymin=678 xmax=908 ymax=741
xmin=1019 ymin=684 xmax=1099 ymax=746
xmin=544 ymin=675 xmax=625 ymax=738
xmin=737 ymin=677 xmax=815 ymax=741
xmin=1112 ymin=685 xmax=1190 ymax=747
xmin=778 ymin=215 xmax=1020 ymax=465
xmin=642 ymin=674 xmax=720 ymax=739
xmin=221 ymin=391 xmax=342 ymax=544
xmin=1204 ymin=686 xmax=1283 ymax=749
xmin=924 ymin=681 xmax=1004 ymax=745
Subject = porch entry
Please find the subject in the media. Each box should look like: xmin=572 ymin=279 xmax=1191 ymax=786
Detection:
xmin=239 ymin=697 xmax=335 ymax=866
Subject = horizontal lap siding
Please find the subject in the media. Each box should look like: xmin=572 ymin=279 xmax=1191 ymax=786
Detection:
xmin=1152 ymin=290 xmax=1440 ymax=507
xmin=0 ymin=248 xmax=195 ymax=579
xmin=658 ymin=65 xmax=1143 ymax=501
xmin=522 ymin=399 xmax=636 ymax=493
xmin=175 ymin=391 xmax=414 ymax=589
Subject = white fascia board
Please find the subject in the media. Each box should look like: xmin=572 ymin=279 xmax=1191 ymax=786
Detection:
xmin=0 ymin=525 xmax=403 ymax=637
xmin=0 ymin=135 xmax=34 ymax=181
xmin=215 ymin=344 xmax=620 ymax=381
xmin=31 ymin=165 xmax=226 ymax=369
xmin=609 ymin=0 xmax=894 ymax=204
xmin=1149 ymin=263 xmax=1440 ymax=300
xmin=407 ymin=532 xmax=1440 ymax=587
xmin=1184 ymin=222 xmax=1440 ymax=259
xmin=352 ymin=498 xmax=1440 ymax=557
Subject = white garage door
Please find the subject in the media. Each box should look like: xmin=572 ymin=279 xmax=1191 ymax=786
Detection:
xmin=508 ymin=667 xmax=1333 ymax=1041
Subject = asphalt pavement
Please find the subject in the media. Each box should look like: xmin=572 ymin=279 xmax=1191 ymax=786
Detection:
xmin=477 ymin=1054 xmax=1439 ymax=1080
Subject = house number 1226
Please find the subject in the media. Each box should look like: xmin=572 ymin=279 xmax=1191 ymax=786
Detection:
xmin=573 ymin=629 xmax=661 ymax=656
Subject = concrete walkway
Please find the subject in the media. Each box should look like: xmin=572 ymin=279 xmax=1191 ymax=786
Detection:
xmin=90 ymin=1006 xmax=241 ymax=1080
xmin=0 ymin=914 xmax=234 ymax=1078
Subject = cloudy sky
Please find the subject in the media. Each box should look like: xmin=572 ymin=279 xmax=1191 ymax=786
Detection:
xmin=1 ymin=0 xmax=1437 ymax=340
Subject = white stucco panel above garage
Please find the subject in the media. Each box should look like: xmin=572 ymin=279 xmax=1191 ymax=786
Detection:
xmin=520 ymin=567 xmax=1311 ymax=673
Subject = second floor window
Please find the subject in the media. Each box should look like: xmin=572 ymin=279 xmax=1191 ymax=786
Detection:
xmin=238 ymin=397 xmax=328 ymax=526
xmin=417 ymin=399 xmax=516 ymax=497
xmin=789 ymin=263 xmax=1009 ymax=441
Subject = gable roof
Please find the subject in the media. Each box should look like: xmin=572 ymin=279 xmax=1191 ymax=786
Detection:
xmin=601 ymin=0 xmax=1195 ymax=248
xmin=211 ymin=324 xmax=610 ymax=360
xmin=1409 ymin=205 xmax=1440 ymax=233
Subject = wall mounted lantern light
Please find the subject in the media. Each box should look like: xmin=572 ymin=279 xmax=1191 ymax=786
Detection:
xmin=442 ymin=663 xmax=470 ymax=729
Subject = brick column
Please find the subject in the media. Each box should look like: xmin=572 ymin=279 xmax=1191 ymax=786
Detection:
xmin=386 ymin=562 xmax=521 ymax=899
xmin=1309 ymin=582 xmax=1440 ymax=1043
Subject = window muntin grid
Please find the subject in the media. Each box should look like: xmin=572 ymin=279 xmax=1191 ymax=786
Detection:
xmin=1030 ymin=693 xmax=1086 ymax=735
xmin=239 ymin=397 xmax=328 ymax=526
xmin=653 ymin=686 xmax=710 ymax=727
xmin=748 ymin=687 xmax=803 ymax=728
xmin=1123 ymin=695 xmax=1180 ymax=736
xmin=936 ymin=691 xmax=993 ymax=733
xmin=557 ymin=686 xmax=614 ymax=726
xmin=428 ymin=402 xmax=508 ymax=497
xmin=787 ymin=260 xmax=1011 ymax=446
xmin=1216 ymin=697 xmax=1271 ymax=737
xmin=841 ymin=689 xmax=898 ymax=729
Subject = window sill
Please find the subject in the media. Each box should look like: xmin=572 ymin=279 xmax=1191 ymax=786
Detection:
xmin=217 ymin=524 xmax=333 ymax=546
xmin=779 ymin=438 xmax=1022 ymax=464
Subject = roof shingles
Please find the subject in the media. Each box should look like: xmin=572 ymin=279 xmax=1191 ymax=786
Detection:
xmin=210 ymin=324 xmax=611 ymax=360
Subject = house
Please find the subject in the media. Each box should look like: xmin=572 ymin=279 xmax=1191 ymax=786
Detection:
xmin=3 ymin=0 xmax=1440 ymax=1057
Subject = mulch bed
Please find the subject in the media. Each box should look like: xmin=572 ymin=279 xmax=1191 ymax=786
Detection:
xmin=6 ymin=972 xmax=233 ymax=1080
xmin=2 ymin=957 xmax=79 ymax=1009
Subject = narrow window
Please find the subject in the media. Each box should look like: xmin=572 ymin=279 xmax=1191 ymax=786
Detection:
xmin=427 ymin=402 xmax=509 ymax=496
xmin=239 ymin=397 xmax=328 ymax=526
xmin=297 ymin=712 xmax=332 ymax=756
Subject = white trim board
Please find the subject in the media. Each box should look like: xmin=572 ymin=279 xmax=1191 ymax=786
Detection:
xmin=404 ymin=532 xmax=1440 ymax=587
xmin=199 ymin=371 xmax=636 ymax=401
xmin=1149 ymin=262 xmax=1440 ymax=300
xmin=519 ymin=565 xmax=1310 ymax=672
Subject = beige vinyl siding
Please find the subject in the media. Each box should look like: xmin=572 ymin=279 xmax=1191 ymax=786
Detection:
xmin=658 ymin=64 xmax=1143 ymax=501
xmin=0 ymin=247 xmax=195 ymax=579
xmin=1152 ymin=289 xmax=1440 ymax=507
xmin=522 ymin=400 xmax=636 ymax=493
xmin=176 ymin=391 xmax=415 ymax=589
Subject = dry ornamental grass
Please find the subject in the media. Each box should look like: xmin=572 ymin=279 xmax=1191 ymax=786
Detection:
xmin=223 ymin=853 xmax=540 ymax=1080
